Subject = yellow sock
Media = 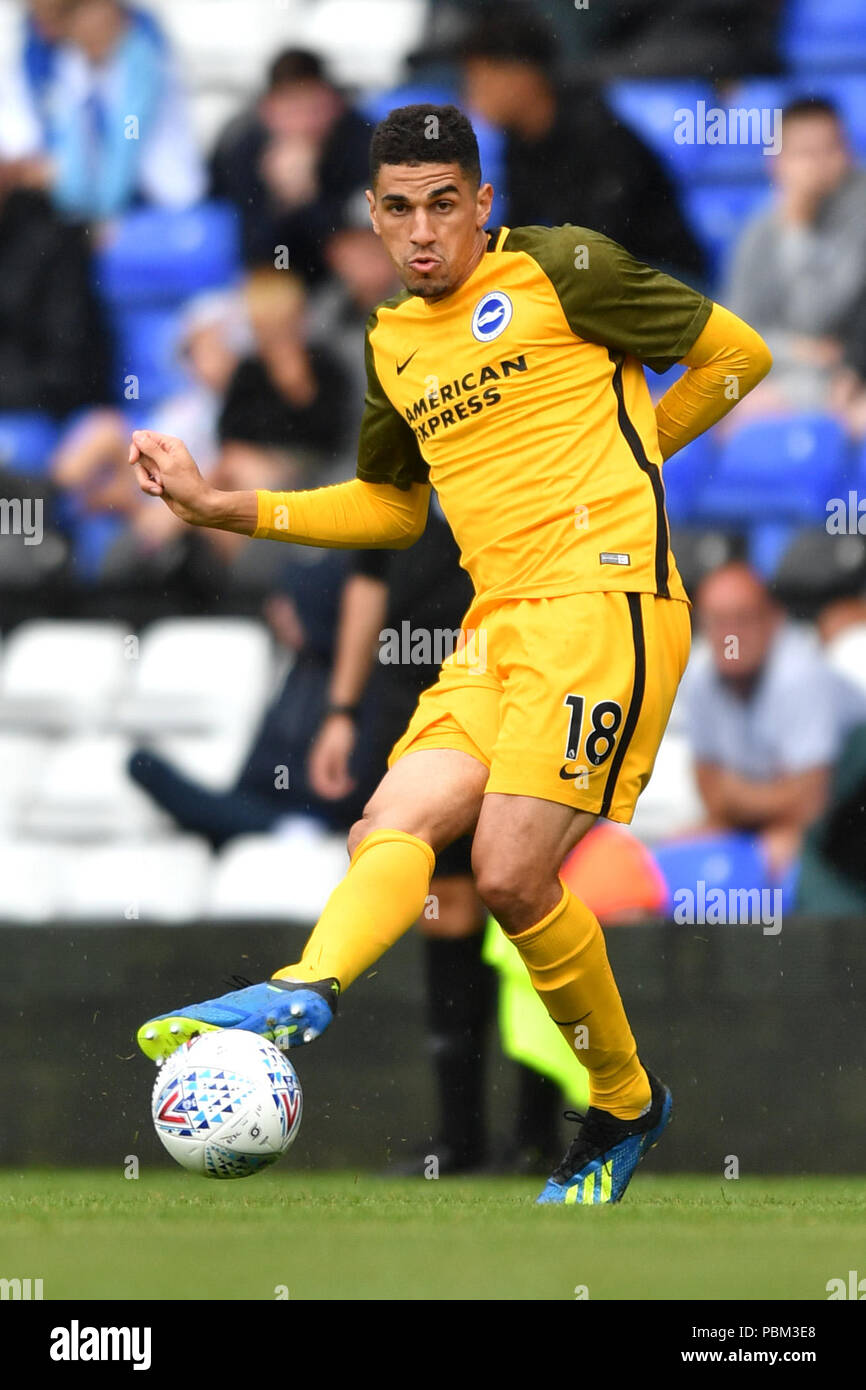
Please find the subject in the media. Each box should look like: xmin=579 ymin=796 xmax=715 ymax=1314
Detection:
xmin=510 ymin=884 xmax=650 ymax=1120
xmin=272 ymin=829 xmax=435 ymax=990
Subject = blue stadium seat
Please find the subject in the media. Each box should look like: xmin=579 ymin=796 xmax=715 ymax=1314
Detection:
xmin=683 ymin=183 xmax=771 ymax=287
xmin=747 ymin=519 xmax=798 ymax=578
xmin=0 ymin=413 xmax=61 ymax=475
xmin=784 ymin=0 xmax=866 ymax=71
xmin=360 ymin=84 xmax=456 ymax=126
xmin=692 ymin=415 xmax=849 ymax=527
xmin=661 ymin=431 xmax=716 ymax=525
xmin=95 ymin=202 xmax=241 ymax=306
xmin=109 ymin=304 xmax=190 ymax=409
xmin=725 ymin=75 xmax=866 ymax=165
xmin=653 ymin=832 xmax=773 ymax=916
xmin=605 ymin=79 xmax=716 ymax=180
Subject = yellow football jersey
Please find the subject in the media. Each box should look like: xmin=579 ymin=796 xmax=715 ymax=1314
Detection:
xmin=356 ymin=224 xmax=712 ymax=611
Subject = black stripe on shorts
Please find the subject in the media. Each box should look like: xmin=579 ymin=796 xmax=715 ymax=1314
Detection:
xmin=599 ymin=592 xmax=646 ymax=819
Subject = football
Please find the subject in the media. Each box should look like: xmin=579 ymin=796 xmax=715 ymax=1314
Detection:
xmin=151 ymin=1030 xmax=302 ymax=1179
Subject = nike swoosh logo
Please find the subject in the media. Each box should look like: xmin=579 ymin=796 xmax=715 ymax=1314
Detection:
xmin=396 ymin=349 xmax=419 ymax=375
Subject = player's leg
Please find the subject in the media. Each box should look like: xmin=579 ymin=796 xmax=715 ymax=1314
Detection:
xmin=272 ymin=748 xmax=486 ymax=987
xmin=474 ymin=590 xmax=690 ymax=1202
xmin=137 ymin=748 xmax=488 ymax=1061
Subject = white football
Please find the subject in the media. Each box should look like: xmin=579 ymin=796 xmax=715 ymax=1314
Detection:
xmin=151 ymin=1030 xmax=302 ymax=1178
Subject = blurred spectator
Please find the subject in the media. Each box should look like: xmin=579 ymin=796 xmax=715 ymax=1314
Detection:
xmin=50 ymin=289 xmax=249 ymax=576
xmin=20 ymin=0 xmax=165 ymax=140
xmin=309 ymin=195 xmax=402 ymax=435
xmin=458 ymin=8 xmax=705 ymax=279
xmin=217 ymin=268 xmax=350 ymax=491
xmin=0 ymin=163 xmax=108 ymax=414
xmin=14 ymin=0 xmax=204 ymax=221
xmin=210 ymin=48 xmax=372 ymax=281
xmin=725 ymin=98 xmax=866 ymax=418
xmin=680 ymin=562 xmax=866 ymax=876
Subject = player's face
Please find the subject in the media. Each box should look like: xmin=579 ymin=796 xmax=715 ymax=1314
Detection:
xmin=366 ymin=163 xmax=494 ymax=301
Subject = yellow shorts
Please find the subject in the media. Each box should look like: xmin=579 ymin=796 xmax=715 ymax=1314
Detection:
xmin=387 ymin=591 xmax=691 ymax=823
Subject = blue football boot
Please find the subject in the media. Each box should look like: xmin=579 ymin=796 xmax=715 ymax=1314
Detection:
xmin=137 ymin=976 xmax=340 ymax=1062
xmin=536 ymin=1068 xmax=672 ymax=1205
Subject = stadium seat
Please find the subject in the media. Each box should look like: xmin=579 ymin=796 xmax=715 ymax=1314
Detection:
xmin=604 ymin=79 xmax=716 ymax=180
xmin=0 ymin=414 xmax=61 ymax=476
xmin=0 ymin=620 xmax=132 ymax=731
xmin=692 ymin=415 xmax=849 ymax=528
xmin=629 ymin=729 xmax=703 ymax=846
xmin=109 ymin=302 xmax=190 ymax=408
xmin=54 ymin=836 xmax=211 ymax=921
xmin=784 ymin=0 xmax=866 ymax=71
xmin=296 ymin=0 xmax=427 ymax=90
xmin=683 ymin=183 xmax=771 ymax=285
xmin=652 ymin=831 xmax=773 ymax=916
xmin=21 ymin=733 xmax=170 ymax=840
xmin=747 ymin=519 xmax=798 ymax=579
xmin=207 ymin=827 xmax=349 ymax=920
xmin=115 ymin=617 xmax=275 ymax=736
xmin=0 ymin=733 xmax=51 ymax=835
xmin=661 ymin=430 xmax=716 ymax=524
xmin=0 ymin=838 xmax=70 ymax=922
xmin=95 ymin=202 xmax=241 ymax=306
xmin=825 ymin=624 xmax=866 ymax=695
xmin=725 ymin=75 xmax=866 ymax=165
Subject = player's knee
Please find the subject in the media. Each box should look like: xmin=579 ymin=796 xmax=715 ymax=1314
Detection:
xmin=471 ymin=852 xmax=540 ymax=923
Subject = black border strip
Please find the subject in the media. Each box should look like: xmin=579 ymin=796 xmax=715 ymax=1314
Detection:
xmin=599 ymin=592 xmax=646 ymax=819
xmin=608 ymin=350 xmax=670 ymax=598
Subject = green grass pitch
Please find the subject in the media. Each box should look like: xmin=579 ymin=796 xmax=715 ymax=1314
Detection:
xmin=1 ymin=1171 xmax=863 ymax=1301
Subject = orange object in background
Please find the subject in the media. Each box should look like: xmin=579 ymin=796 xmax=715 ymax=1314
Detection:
xmin=560 ymin=822 xmax=667 ymax=924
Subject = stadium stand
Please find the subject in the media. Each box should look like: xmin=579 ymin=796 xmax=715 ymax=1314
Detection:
xmin=0 ymin=0 xmax=864 ymax=924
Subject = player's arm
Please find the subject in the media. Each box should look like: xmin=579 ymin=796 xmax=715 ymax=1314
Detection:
xmin=128 ymin=430 xmax=430 ymax=549
xmin=507 ymin=226 xmax=771 ymax=458
xmin=130 ymin=310 xmax=432 ymax=549
xmin=654 ymin=303 xmax=773 ymax=460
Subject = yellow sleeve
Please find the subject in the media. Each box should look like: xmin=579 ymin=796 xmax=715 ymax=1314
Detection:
xmin=253 ymin=478 xmax=430 ymax=549
xmin=654 ymin=302 xmax=773 ymax=460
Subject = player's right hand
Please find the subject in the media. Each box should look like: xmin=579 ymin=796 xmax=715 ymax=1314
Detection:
xmin=129 ymin=430 xmax=215 ymax=527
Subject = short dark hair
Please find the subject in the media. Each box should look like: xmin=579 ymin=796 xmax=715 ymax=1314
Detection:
xmin=782 ymin=95 xmax=841 ymax=126
xmin=369 ymin=104 xmax=481 ymax=188
xmin=267 ymin=48 xmax=327 ymax=92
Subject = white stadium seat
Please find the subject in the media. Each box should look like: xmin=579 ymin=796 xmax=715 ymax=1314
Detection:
xmin=207 ymin=826 xmax=348 ymax=919
xmin=297 ymin=0 xmax=427 ymax=88
xmin=0 ymin=838 xmax=70 ymax=922
xmin=20 ymin=734 xmax=170 ymax=840
xmin=0 ymin=621 xmax=132 ymax=732
xmin=115 ymin=617 xmax=275 ymax=737
xmin=629 ymin=729 xmax=703 ymax=846
xmin=54 ymin=837 xmax=212 ymax=922
xmin=0 ymin=733 xmax=51 ymax=834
